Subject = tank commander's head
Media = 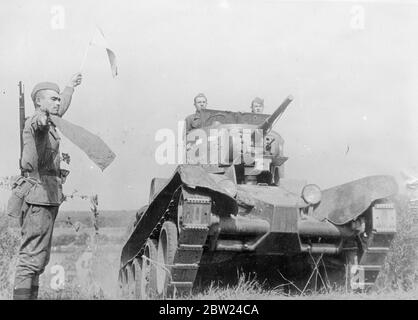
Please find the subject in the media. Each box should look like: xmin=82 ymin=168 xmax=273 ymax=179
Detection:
xmin=251 ymin=97 xmax=264 ymax=114
xmin=194 ymin=93 xmax=207 ymax=112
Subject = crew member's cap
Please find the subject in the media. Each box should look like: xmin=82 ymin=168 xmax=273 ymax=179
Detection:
xmin=194 ymin=93 xmax=207 ymax=103
xmin=251 ymin=97 xmax=264 ymax=107
xmin=31 ymin=82 xmax=60 ymax=102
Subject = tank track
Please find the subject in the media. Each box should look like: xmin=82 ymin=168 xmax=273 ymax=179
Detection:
xmin=141 ymin=186 xmax=211 ymax=296
xmin=350 ymin=203 xmax=396 ymax=290
xmin=167 ymin=187 xmax=211 ymax=295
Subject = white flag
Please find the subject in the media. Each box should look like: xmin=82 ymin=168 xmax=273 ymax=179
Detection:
xmin=90 ymin=26 xmax=118 ymax=77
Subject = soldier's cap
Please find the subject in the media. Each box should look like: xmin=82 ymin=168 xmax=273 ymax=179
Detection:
xmin=251 ymin=97 xmax=264 ymax=107
xmin=31 ymin=82 xmax=60 ymax=102
xmin=194 ymin=93 xmax=207 ymax=103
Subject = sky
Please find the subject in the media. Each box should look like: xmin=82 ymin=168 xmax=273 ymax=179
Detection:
xmin=1 ymin=0 xmax=418 ymax=211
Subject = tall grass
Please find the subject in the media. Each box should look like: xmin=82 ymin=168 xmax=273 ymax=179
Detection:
xmin=0 ymin=213 xmax=20 ymax=299
xmin=193 ymin=277 xmax=418 ymax=300
xmin=192 ymin=273 xmax=286 ymax=300
xmin=38 ymin=237 xmax=121 ymax=300
xmin=377 ymin=194 xmax=418 ymax=291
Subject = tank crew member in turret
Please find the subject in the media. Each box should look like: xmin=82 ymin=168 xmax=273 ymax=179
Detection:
xmin=12 ymin=73 xmax=82 ymax=300
xmin=185 ymin=93 xmax=207 ymax=134
xmin=250 ymin=97 xmax=264 ymax=114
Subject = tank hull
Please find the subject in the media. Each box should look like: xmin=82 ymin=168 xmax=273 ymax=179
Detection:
xmin=119 ymin=166 xmax=397 ymax=297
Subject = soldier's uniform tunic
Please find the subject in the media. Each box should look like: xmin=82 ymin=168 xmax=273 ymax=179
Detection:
xmin=185 ymin=111 xmax=202 ymax=134
xmin=13 ymin=86 xmax=74 ymax=300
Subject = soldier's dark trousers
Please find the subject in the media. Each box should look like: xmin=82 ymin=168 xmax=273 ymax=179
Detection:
xmin=13 ymin=203 xmax=58 ymax=300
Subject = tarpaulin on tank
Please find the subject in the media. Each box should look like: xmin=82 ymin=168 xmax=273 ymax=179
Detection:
xmin=313 ymin=175 xmax=398 ymax=225
xmin=176 ymin=165 xmax=237 ymax=213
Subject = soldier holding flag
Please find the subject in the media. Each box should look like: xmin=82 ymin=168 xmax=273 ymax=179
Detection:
xmin=11 ymin=73 xmax=82 ymax=300
xmin=8 ymin=25 xmax=117 ymax=300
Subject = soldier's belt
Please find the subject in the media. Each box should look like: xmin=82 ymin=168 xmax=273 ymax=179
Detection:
xmin=38 ymin=169 xmax=60 ymax=176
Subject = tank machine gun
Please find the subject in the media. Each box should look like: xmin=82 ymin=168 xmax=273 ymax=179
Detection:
xmin=258 ymin=95 xmax=293 ymax=134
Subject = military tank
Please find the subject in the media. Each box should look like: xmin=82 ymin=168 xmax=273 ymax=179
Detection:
xmin=118 ymin=95 xmax=398 ymax=299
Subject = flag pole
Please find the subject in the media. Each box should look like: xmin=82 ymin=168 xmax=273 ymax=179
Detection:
xmin=79 ymin=42 xmax=91 ymax=72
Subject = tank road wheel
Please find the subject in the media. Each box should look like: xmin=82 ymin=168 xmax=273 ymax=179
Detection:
xmin=157 ymin=221 xmax=179 ymax=297
xmin=140 ymin=239 xmax=158 ymax=299
xmin=118 ymin=269 xmax=125 ymax=298
xmin=126 ymin=263 xmax=136 ymax=299
xmin=132 ymin=258 xmax=143 ymax=299
xmin=118 ymin=267 xmax=129 ymax=299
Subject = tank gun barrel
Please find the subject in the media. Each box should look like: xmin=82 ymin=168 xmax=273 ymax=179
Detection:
xmin=258 ymin=95 xmax=293 ymax=133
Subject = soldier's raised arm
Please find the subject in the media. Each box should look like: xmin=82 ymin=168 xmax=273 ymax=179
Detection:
xmin=58 ymin=72 xmax=82 ymax=117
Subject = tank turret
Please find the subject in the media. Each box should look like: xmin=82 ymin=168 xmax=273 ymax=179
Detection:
xmin=185 ymin=95 xmax=293 ymax=185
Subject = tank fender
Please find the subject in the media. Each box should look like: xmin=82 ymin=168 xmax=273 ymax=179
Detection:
xmin=177 ymin=165 xmax=237 ymax=215
xmin=313 ymin=175 xmax=398 ymax=225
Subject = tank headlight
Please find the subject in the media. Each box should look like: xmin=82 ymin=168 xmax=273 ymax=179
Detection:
xmin=302 ymin=184 xmax=322 ymax=205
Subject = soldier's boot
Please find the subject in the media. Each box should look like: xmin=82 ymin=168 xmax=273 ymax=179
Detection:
xmin=30 ymin=275 xmax=40 ymax=300
xmin=13 ymin=282 xmax=39 ymax=299
xmin=29 ymin=286 xmax=39 ymax=300
xmin=30 ymin=286 xmax=39 ymax=300
xmin=13 ymin=288 xmax=32 ymax=300
xmin=13 ymin=276 xmax=32 ymax=300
